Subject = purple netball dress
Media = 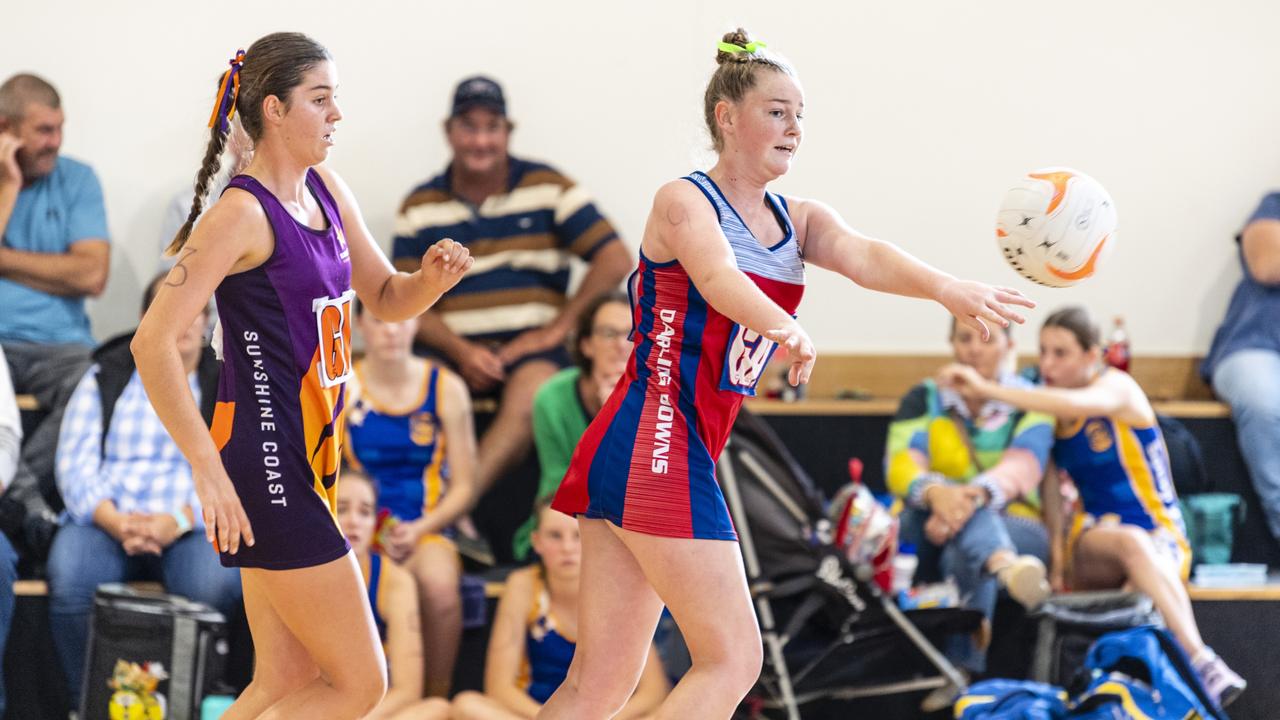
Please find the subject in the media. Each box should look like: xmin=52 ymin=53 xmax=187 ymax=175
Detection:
xmin=210 ymin=168 xmax=355 ymax=569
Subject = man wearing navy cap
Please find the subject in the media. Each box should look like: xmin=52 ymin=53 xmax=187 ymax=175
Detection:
xmin=390 ymin=74 xmax=630 ymax=693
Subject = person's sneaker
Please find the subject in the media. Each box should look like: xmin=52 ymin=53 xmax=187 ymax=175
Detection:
xmin=996 ymin=555 xmax=1051 ymax=609
xmin=918 ymin=671 xmax=968 ymax=714
xmin=1194 ymin=648 xmax=1247 ymax=708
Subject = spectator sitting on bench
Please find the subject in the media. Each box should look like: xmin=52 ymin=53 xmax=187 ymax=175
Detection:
xmin=887 ymin=317 xmax=1053 ymax=687
xmin=0 ymin=73 xmax=111 ymax=562
xmin=940 ymin=305 xmax=1247 ymax=708
xmin=345 ymin=298 xmax=479 ymax=697
xmin=1201 ymin=192 xmax=1280 ymax=549
xmin=336 ymin=466 xmax=451 ymax=720
xmin=391 ymin=76 xmax=632 ymax=514
xmin=47 ymin=273 xmax=241 ymax=704
xmin=0 ymin=345 xmax=22 ymax=717
xmin=451 ymin=499 xmax=669 ymax=720
xmin=513 ymin=291 xmax=631 ymax=561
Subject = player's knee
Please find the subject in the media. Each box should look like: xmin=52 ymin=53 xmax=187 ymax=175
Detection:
xmin=454 ymin=691 xmax=501 ymax=719
xmin=419 ymin=573 xmax=462 ymax=609
xmin=245 ymin=663 xmax=318 ymax=705
xmin=728 ymin=635 xmax=765 ymax=693
xmin=1114 ymin=527 xmax=1156 ymax=564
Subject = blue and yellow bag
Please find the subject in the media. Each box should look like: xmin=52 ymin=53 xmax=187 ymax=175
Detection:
xmin=954 ymin=679 xmax=1069 ymax=719
xmin=1070 ymin=626 xmax=1225 ymax=720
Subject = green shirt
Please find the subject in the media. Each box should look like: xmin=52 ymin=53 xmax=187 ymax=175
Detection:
xmin=514 ymin=367 xmax=591 ymax=560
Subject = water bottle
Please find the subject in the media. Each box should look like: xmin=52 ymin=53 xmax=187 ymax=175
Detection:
xmin=1104 ymin=316 xmax=1130 ymax=372
xmin=202 ymin=695 xmax=235 ymax=720
xmin=892 ymin=542 xmax=918 ymax=594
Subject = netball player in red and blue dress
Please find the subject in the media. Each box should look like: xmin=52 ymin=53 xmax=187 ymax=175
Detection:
xmin=132 ymin=34 xmax=472 ymax=719
xmin=542 ymin=29 xmax=1035 ymax=720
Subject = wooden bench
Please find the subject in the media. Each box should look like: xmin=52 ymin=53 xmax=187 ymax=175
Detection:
xmin=761 ymin=353 xmax=1217 ymax=403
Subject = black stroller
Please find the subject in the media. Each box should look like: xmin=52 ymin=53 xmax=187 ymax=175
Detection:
xmin=720 ymin=409 xmax=983 ymax=719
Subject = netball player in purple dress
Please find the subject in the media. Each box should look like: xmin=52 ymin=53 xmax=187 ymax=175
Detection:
xmin=132 ymin=33 xmax=472 ymax=719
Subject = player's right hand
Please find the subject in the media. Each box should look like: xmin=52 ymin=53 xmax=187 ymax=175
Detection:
xmin=420 ymin=238 xmax=474 ymax=294
xmin=193 ymin=463 xmax=255 ymax=555
xmin=0 ymin=134 xmax=23 ymax=190
xmin=764 ymin=321 xmax=816 ymax=386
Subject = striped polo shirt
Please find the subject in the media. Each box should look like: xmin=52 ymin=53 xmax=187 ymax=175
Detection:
xmin=392 ymin=156 xmax=620 ymax=343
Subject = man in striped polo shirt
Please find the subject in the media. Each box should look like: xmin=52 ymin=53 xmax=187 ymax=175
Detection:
xmin=392 ymin=75 xmax=631 ymax=507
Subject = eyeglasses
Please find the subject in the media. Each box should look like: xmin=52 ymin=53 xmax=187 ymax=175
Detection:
xmin=591 ymin=326 xmax=631 ymax=341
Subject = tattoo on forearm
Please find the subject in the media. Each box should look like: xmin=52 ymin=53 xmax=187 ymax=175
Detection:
xmin=165 ymin=247 xmax=198 ymax=287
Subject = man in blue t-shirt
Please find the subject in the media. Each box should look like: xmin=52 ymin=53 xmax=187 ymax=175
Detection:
xmin=0 ymin=73 xmax=110 ymax=564
xmin=1203 ymin=193 xmax=1280 ymax=546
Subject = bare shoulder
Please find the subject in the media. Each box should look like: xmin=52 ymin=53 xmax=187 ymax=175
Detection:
xmin=1102 ymin=369 xmax=1156 ymax=423
xmin=652 ymin=179 xmax=716 ymax=221
xmin=186 ymin=186 xmax=272 ymax=267
xmin=312 ymin=164 xmax=353 ymax=200
xmin=501 ymin=566 xmax=538 ymax=601
xmin=201 ymin=185 xmax=268 ymax=230
xmin=435 ymin=363 xmax=470 ymax=399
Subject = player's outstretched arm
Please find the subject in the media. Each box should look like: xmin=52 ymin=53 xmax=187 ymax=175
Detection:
xmin=791 ymin=198 xmax=1033 ymax=340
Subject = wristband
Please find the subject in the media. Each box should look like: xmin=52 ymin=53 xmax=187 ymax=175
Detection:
xmin=907 ymin=472 xmax=948 ymax=510
xmin=973 ymin=474 xmax=1008 ymax=512
xmin=171 ymin=510 xmax=193 ymax=535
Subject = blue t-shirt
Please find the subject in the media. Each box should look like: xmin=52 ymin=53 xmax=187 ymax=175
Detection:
xmin=0 ymin=156 xmax=108 ymax=345
xmin=1202 ymin=193 xmax=1280 ymax=382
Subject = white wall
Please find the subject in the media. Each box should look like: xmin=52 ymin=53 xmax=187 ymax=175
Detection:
xmin=4 ymin=0 xmax=1277 ymax=353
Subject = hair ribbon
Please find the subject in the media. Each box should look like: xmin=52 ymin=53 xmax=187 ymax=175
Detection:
xmin=206 ymin=49 xmax=246 ymax=132
xmin=717 ymin=40 xmax=767 ymax=55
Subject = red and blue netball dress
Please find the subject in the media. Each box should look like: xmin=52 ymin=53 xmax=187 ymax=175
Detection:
xmin=552 ymin=171 xmax=805 ymax=539
xmin=210 ymin=169 xmax=355 ymax=569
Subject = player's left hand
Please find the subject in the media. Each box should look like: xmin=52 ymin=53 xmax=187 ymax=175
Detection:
xmin=419 ymin=238 xmax=474 ymax=294
xmin=937 ymin=362 xmax=991 ymax=400
xmin=385 ymin=520 xmax=423 ymax=563
xmin=938 ymin=279 xmax=1034 ymax=341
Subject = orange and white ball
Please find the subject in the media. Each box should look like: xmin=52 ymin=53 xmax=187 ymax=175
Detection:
xmin=996 ymin=167 xmax=1117 ymax=287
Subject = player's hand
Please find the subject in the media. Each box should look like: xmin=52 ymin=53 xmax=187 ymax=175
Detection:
xmin=764 ymin=321 xmax=816 ymax=386
xmin=937 ymin=362 xmax=991 ymax=401
xmin=938 ymin=279 xmax=1034 ymax=341
xmin=0 ymin=134 xmax=23 ymax=191
xmin=123 ymin=534 xmax=163 ymax=556
xmin=924 ymin=512 xmax=954 ymax=545
xmin=193 ymin=462 xmax=255 ymax=555
xmin=496 ymin=325 xmax=567 ymax=366
xmin=419 ymin=238 xmax=473 ymax=294
xmin=453 ymin=340 xmax=505 ymax=392
xmin=138 ymin=512 xmax=183 ymax=549
xmin=925 ymin=483 xmax=983 ymax=533
xmin=384 ymin=520 xmax=422 ymax=563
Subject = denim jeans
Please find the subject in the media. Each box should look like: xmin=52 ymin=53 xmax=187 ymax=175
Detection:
xmin=0 ymin=532 xmax=17 ymax=714
xmin=1212 ymin=349 xmax=1280 ymax=541
xmin=47 ymin=523 xmax=242 ymax=703
xmin=901 ymin=506 xmax=1049 ymax=672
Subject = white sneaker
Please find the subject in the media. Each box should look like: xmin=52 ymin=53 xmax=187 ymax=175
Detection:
xmin=1194 ymin=649 xmax=1247 ymax=708
xmin=997 ymin=555 xmax=1051 ymax=609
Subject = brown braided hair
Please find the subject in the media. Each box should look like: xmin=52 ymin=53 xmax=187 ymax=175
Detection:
xmin=166 ymin=32 xmax=331 ymax=255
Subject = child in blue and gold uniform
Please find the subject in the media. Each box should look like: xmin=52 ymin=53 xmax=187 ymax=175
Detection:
xmin=942 ymin=306 xmax=1246 ymax=708
xmin=346 ymin=300 xmax=478 ymax=697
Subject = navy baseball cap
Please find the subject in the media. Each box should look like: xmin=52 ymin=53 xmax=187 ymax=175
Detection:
xmin=450 ymin=76 xmax=506 ymax=117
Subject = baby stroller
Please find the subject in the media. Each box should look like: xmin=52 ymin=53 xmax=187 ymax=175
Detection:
xmin=721 ymin=409 xmax=982 ymax=719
